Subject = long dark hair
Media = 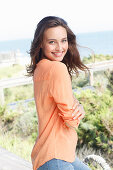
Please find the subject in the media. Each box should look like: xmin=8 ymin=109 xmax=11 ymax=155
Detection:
xmin=27 ymin=16 xmax=89 ymax=79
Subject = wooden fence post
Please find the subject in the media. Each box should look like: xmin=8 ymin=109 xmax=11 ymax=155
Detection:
xmin=89 ymin=69 xmax=94 ymax=86
xmin=0 ymin=88 xmax=5 ymax=105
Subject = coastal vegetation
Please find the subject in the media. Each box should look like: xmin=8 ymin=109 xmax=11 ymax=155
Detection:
xmin=0 ymin=54 xmax=113 ymax=169
xmin=0 ymin=64 xmax=24 ymax=79
xmin=82 ymin=54 xmax=113 ymax=64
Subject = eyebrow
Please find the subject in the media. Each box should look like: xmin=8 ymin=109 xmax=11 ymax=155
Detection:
xmin=47 ymin=37 xmax=67 ymax=41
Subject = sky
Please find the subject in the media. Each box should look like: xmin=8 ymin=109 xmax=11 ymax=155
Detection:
xmin=0 ymin=0 xmax=113 ymax=41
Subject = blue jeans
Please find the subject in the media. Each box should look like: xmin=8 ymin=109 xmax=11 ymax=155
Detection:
xmin=37 ymin=157 xmax=91 ymax=170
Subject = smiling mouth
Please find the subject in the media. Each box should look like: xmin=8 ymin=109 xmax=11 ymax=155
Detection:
xmin=52 ymin=52 xmax=63 ymax=57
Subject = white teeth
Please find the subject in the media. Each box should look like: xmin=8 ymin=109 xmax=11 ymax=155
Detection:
xmin=53 ymin=52 xmax=62 ymax=57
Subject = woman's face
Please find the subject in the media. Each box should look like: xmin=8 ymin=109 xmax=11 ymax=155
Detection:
xmin=41 ymin=26 xmax=68 ymax=62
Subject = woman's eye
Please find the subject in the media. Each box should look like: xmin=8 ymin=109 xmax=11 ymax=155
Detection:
xmin=62 ymin=39 xmax=67 ymax=43
xmin=49 ymin=41 xmax=55 ymax=44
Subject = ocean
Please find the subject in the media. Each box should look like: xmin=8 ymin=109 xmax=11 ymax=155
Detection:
xmin=77 ymin=30 xmax=113 ymax=57
xmin=0 ymin=30 xmax=113 ymax=58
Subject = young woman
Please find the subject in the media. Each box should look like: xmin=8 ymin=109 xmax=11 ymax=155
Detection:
xmin=27 ymin=16 xmax=91 ymax=170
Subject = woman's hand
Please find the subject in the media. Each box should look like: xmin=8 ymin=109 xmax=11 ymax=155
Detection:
xmin=65 ymin=96 xmax=85 ymax=129
xmin=72 ymin=97 xmax=85 ymax=121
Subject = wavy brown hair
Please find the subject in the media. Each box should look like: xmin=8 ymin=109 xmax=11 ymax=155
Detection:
xmin=27 ymin=16 xmax=89 ymax=80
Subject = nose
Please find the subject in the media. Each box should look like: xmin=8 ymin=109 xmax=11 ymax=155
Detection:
xmin=55 ymin=42 xmax=62 ymax=51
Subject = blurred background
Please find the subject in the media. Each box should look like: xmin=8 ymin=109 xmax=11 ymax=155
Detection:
xmin=0 ymin=0 xmax=113 ymax=169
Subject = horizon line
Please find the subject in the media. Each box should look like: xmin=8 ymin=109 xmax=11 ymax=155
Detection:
xmin=0 ymin=29 xmax=113 ymax=42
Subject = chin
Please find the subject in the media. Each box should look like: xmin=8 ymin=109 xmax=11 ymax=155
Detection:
xmin=54 ymin=58 xmax=63 ymax=62
xmin=55 ymin=56 xmax=64 ymax=61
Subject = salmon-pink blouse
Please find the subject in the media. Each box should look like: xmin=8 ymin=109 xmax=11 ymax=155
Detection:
xmin=31 ymin=59 xmax=84 ymax=170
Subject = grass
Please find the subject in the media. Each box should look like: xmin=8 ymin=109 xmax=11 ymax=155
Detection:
xmin=4 ymin=84 xmax=33 ymax=103
xmin=0 ymin=130 xmax=33 ymax=162
xmin=82 ymin=54 xmax=113 ymax=64
xmin=0 ymin=64 xmax=25 ymax=79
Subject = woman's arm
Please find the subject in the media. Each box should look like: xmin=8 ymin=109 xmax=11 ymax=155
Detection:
xmin=50 ymin=62 xmax=85 ymax=129
xmin=65 ymin=101 xmax=85 ymax=129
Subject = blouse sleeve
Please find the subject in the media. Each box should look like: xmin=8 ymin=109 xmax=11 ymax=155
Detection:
xmin=49 ymin=62 xmax=83 ymax=128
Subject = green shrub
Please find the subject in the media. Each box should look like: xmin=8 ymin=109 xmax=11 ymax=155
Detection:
xmin=105 ymin=70 xmax=113 ymax=96
xmin=74 ymin=89 xmax=113 ymax=155
xmin=72 ymin=72 xmax=89 ymax=89
xmin=14 ymin=108 xmax=38 ymax=137
xmin=0 ymin=105 xmax=6 ymax=117
xmin=0 ymin=101 xmax=38 ymax=138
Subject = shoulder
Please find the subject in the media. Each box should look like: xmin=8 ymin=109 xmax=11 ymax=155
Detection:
xmin=50 ymin=61 xmax=69 ymax=79
xmin=51 ymin=61 xmax=68 ymax=73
